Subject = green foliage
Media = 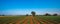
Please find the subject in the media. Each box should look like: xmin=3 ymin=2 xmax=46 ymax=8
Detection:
xmin=31 ymin=11 xmax=36 ymax=16
xmin=0 ymin=16 xmax=26 ymax=24
xmin=26 ymin=14 xmax=29 ymax=16
xmin=44 ymin=13 xmax=51 ymax=16
xmin=53 ymin=14 xmax=58 ymax=16
xmin=34 ymin=16 xmax=60 ymax=23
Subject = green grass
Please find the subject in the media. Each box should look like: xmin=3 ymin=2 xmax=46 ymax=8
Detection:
xmin=0 ymin=16 xmax=60 ymax=24
xmin=0 ymin=16 xmax=26 ymax=24
xmin=34 ymin=16 xmax=60 ymax=23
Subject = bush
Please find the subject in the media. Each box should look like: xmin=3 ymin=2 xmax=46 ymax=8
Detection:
xmin=53 ymin=14 xmax=58 ymax=16
xmin=45 ymin=13 xmax=51 ymax=16
xmin=26 ymin=14 xmax=28 ymax=16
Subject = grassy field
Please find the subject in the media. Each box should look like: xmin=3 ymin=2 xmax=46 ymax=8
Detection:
xmin=34 ymin=16 xmax=60 ymax=24
xmin=0 ymin=16 xmax=60 ymax=24
xmin=0 ymin=16 xmax=26 ymax=24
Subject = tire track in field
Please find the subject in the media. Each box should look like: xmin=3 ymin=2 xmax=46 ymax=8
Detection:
xmin=46 ymin=19 xmax=59 ymax=24
xmin=21 ymin=16 xmax=29 ymax=24
xmin=44 ymin=20 xmax=54 ymax=24
xmin=4 ymin=18 xmax=18 ymax=24
xmin=34 ymin=17 xmax=54 ymax=24
xmin=30 ymin=16 xmax=34 ymax=24
xmin=33 ymin=17 xmax=40 ymax=24
xmin=8 ymin=18 xmax=21 ymax=24
xmin=15 ymin=16 xmax=29 ymax=24
xmin=15 ymin=20 xmax=21 ymax=24
xmin=39 ymin=19 xmax=52 ymax=24
xmin=9 ymin=17 xmax=22 ymax=24
xmin=38 ymin=17 xmax=58 ymax=24
xmin=9 ymin=16 xmax=30 ymax=24
xmin=34 ymin=16 xmax=49 ymax=24
xmin=16 ymin=17 xmax=28 ymax=24
xmin=39 ymin=18 xmax=60 ymax=24
xmin=39 ymin=18 xmax=55 ymax=24
xmin=11 ymin=16 xmax=28 ymax=24
xmin=40 ymin=19 xmax=58 ymax=24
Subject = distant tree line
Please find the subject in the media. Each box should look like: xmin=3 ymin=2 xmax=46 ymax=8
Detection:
xmin=26 ymin=11 xmax=36 ymax=16
xmin=26 ymin=14 xmax=28 ymax=16
xmin=31 ymin=11 xmax=58 ymax=16
xmin=0 ymin=11 xmax=58 ymax=16
xmin=26 ymin=11 xmax=58 ymax=16
xmin=45 ymin=13 xmax=51 ymax=16
xmin=44 ymin=13 xmax=58 ymax=16
xmin=0 ymin=14 xmax=5 ymax=16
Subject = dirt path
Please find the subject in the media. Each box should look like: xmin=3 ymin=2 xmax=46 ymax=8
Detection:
xmin=15 ymin=20 xmax=21 ymax=24
xmin=23 ymin=16 xmax=29 ymax=24
xmin=30 ymin=16 xmax=34 ymax=24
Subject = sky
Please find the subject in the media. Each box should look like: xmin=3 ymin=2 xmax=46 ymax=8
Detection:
xmin=0 ymin=0 xmax=60 ymax=15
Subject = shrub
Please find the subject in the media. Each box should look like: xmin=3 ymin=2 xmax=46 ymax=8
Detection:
xmin=45 ymin=13 xmax=51 ymax=16
xmin=53 ymin=14 xmax=58 ymax=16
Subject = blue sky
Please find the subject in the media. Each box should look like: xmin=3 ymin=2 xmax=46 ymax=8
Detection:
xmin=0 ymin=0 xmax=60 ymax=15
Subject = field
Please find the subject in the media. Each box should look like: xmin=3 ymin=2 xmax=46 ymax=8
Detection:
xmin=34 ymin=16 xmax=60 ymax=24
xmin=0 ymin=16 xmax=60 ymax=24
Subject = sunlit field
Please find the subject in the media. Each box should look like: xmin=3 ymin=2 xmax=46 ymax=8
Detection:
xmin=0 ymin=16 xmax=26 ymax=24
xmin=0 ymin=16 xmax=60 ymax=24
xmin=34 ymin=16 xmax=60 ymax=24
